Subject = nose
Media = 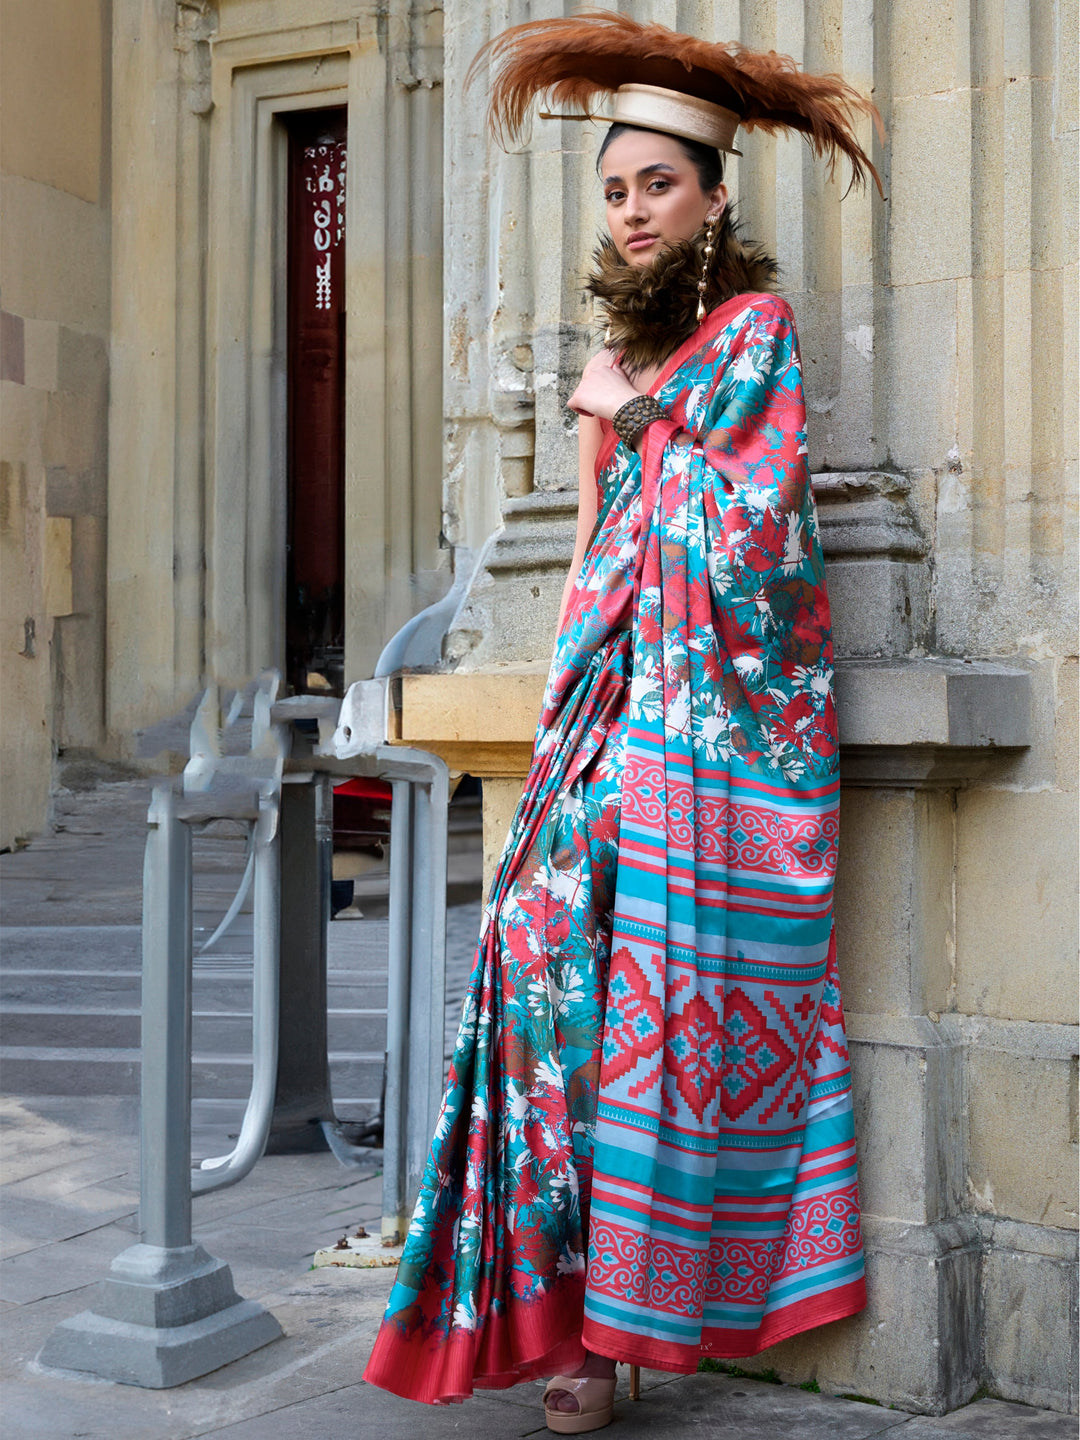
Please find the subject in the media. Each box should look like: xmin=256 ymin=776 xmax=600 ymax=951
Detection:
xmin=625 ymin=185 xmax=649 ymax=226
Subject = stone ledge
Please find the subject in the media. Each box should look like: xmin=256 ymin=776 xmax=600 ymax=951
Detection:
xmin=847 ymin=1012 xmax=1078 ymax=1059
xmin=835 ymin=659 xmax=1031 ymax=748
xmin=859 ymin=1212 xmax=982 ymax=1257
xmin=935 ymin=1014 xmax=1080 ymax=1061
xmin=975 ymin=1215 xmax=1079 ymax=1261
xmin=394 ymin=659 xmax=1032 ymax=781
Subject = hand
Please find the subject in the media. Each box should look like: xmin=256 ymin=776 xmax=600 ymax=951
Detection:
xmin=567 ymin=348 xmax=641 ymax=422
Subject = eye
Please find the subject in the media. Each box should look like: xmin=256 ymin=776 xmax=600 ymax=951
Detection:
xmin=605 ymin=188 xmax=626 ymax=203
xmin=648 ymin=178 xmax=670 ymax=193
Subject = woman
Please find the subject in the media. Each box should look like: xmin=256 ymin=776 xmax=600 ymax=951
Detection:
xmin=364 ymin=13 xmax=882 ymax=1433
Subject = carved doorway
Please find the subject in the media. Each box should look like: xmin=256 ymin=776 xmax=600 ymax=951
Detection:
xmin=284 ymin=107 xmax=347 ymax=695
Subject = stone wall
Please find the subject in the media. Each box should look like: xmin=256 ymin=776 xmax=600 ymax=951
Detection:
xmin=441 ymin=0 xmax=1079 ymax=1415
xmin=0 ymin=0 xmax=110 ymax=848
xmin=106 ymin=0 xmax=448 ymax=737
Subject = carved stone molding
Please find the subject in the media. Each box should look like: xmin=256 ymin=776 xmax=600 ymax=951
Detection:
xmin=812 ymin=470 xmax=930 ymax=659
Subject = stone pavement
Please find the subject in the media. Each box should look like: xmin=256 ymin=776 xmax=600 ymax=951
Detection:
xmin=0 ymin=1095 xmax=1073 ymax=1440
xmin=1 ymin=1094 xmax=1074 ymax=1440
xmin=1 ymin=783 xmax=1076 ymax=1439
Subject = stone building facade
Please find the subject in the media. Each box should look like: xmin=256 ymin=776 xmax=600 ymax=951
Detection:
xmin=1 ymin=0 xmax=1076 ymax=1417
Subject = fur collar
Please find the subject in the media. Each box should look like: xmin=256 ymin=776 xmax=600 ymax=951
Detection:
xmin=584 ymin=214 xmax=778 ymax=373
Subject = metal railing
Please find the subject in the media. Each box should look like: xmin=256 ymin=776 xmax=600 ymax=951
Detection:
xmin=41 ymin=671 xmax=449 ymax=1386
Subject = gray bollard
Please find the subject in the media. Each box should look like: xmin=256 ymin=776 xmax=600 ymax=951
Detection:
xmin=40 ymin=785 xmax=282 ymax=1387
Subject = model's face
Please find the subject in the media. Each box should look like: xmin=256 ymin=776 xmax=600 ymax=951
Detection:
xmin=601 ymin=129 xmax=727 ymax=268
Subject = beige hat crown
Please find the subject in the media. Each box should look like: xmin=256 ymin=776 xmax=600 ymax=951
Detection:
xmin=611 ymin=83 xmax=743 ymax=155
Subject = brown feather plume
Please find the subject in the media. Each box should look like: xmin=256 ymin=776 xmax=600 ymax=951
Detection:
xmin=468 ymin=10 xmax=883 ymax=195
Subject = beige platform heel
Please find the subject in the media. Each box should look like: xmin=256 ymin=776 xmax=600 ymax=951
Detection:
xmin=542 ymin=1363 xmax=641 ymax=1433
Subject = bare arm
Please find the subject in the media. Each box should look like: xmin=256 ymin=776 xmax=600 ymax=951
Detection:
xmin=556 ymin=413 xmax=603 ymax=633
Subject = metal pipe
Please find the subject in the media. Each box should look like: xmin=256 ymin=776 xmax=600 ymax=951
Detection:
xmin=370 ymin=746 xmax=449 ymax=1233
xmin=198 ymin=829 xmax=254 ymax=955
xmin=379 ymin=776 xmax=414 ymax=1240
xmin=140 ymin=785 xmax=194 ymax=1249
xmin=405 ymin=762 xmax=449 ymax=1200
xmin=193 ymin=786 xmax=281 ymax=1193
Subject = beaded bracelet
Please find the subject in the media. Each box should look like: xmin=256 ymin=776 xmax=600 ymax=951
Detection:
xmin=611 ymin=394 xmax=669 ymax=448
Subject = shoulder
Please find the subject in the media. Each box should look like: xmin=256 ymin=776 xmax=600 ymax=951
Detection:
xmin=732 ymin=291 xmax=796 ymax=330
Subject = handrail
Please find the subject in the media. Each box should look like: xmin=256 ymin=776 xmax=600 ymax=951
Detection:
xmin=193 ymin=786 xmax=281 ymax=1192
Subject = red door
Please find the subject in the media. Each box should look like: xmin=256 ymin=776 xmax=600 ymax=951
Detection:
xmin=285 ymin=109 xmax=347 ymax=694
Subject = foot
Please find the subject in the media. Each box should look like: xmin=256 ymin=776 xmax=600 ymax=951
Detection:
xmin=545 ymin=1352 xmax=617 ymax=1414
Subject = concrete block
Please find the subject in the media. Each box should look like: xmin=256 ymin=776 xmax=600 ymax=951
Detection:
xmin=55 ymin=611 xmax=107 ymax=748
xmin=0 ymin=0 xmax=103 ymax=203
xmin=965 ymin=1048 xmax=1078 ymax=1230
xmin=848 ymin=1019 xmax=965 ymax=1225
xmin=482 ymin=776 xmax=525 ymax=899
xmin=43 ymin=515 xmax=73 ymax=617
xmin=888 ymin=0 xmax=969 ymax=98
xmin=39 ymin=1240 xmax=283 ymax=1388
xmin=399 ymin=671 xmax=546 ymax=747
xmin=826 ymin=558 xmax=930 ymax=657
xmin=1 ymin=308 xmax=25 ymax=383
xmin=69 ymin=511 xmax=106 ymax=614
xmin=980 ymin=1217 xmax=1079 ymax=1414
xmin=1054 ymin=656 xmax=1078 ymax=796
xmin=57 ymin=325 xmax=108 ymax=400
xmin=878 ymin=279 xmax=958 ymax=472
xmin=889 ymin=95 xmax=972 ymax=288
xmin=21 ymin=317 xmax=59 ymax=392
xmin=955 ymin=788 xmax=1079 ymax=1024
xmin=45 ymin=464 xmax=101 ymax=517
xmin=0 ymin=174 xmax=109 ymax=331
xmin=736 ymin=1215 xmax=982 ymax=1416
xmin=835 ymin=788 xmax=953 ymax=1016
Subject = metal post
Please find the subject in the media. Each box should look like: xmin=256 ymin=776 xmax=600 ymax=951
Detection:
xmin=39 ymin=786 xmax=282 ymax=1388
xmin=380 ymin=778 xmax=414 ymax=1241
xmin=405 ymin=767 xmax=449 ymax=1205
xmin=368 ymin=747 xmax=449 ymax=1240
xmin=140 ymin=782 xmax=193 ymax=1247
xmin=265 ymin=774 xmax=334 ymax=1152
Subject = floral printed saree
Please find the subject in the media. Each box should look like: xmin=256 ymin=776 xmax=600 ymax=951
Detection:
xmin=363 ymin=291 xmax=866 ymax=1404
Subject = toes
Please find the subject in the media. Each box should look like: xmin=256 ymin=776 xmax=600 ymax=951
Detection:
xmin=545 ymin=1389 xmax=579 ymax=1415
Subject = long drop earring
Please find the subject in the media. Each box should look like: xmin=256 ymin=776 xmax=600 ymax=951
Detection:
xmin=697 ymin=211 xmax=719 ymax=323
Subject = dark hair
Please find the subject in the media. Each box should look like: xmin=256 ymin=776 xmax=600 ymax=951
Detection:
xmin=596 ymin=121 xmax=725 ymax=192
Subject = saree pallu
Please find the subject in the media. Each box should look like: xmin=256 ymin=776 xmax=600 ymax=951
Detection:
xmin=363 ymin=291 xmax=866 ymax=1404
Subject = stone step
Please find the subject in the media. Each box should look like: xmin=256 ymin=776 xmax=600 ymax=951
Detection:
xmin=0 ymin=1006 xmax=388 ymax=1052
xmin=1 ymin=970 xmax=143 ymax=1008
xmin=0 ymin=925 xmax=143 ymax=971
xmin=0 ymin=969 xmax=387 ymax=1011
xmin=0 ymin=1047 xmax=385 ymax=1099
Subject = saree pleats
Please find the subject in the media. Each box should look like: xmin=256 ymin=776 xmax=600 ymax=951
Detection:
xmin=363 ymin=292 xmax=865 ymax=1404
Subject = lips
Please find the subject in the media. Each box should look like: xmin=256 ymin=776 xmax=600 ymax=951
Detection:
xmin=626 ymin=232 xmax=658 ymax=251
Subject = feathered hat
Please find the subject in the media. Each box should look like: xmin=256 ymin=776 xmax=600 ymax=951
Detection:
xmin=470 ymin=9 xmax=883 ymax=195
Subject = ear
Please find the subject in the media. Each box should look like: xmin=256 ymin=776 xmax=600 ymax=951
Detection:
xmin=706 ymin=181 xmax=729 ymax=222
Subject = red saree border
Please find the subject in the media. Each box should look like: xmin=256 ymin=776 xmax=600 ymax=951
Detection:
xmin=363 ymin=1274 xmax=588 ymax=1405
xmin=593 ymin=291 xmax=778 ymax=482
xmin=583 ymin=1276 xmax=867 ymax=1373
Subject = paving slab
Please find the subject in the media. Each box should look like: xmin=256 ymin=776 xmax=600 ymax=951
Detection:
xmin=896 ymin=1399 xmax=1080 ymax=1438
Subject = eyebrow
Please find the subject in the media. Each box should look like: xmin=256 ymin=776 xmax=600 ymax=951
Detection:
xmin=602 ymin=162 xmax=678 ymax=186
